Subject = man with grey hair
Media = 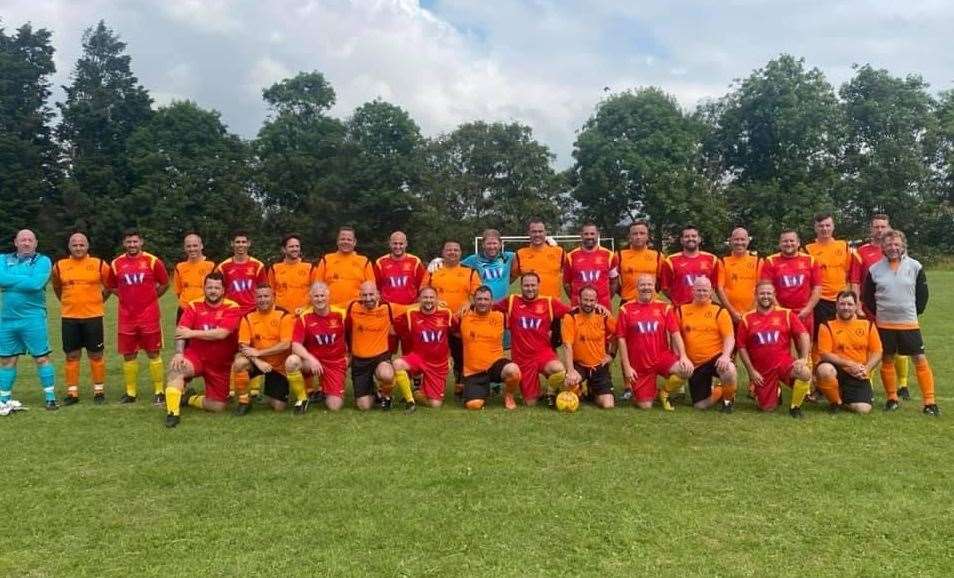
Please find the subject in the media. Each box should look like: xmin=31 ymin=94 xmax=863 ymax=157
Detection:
xmin=286 ymin=281 xmax=348 ymax=412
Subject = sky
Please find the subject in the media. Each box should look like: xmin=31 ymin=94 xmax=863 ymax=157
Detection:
xmin=3 ymin=0 xmax=954 ymax=167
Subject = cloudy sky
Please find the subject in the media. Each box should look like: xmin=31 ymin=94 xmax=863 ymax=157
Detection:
xmin=3 ymin=0 xmax=954 ymax=166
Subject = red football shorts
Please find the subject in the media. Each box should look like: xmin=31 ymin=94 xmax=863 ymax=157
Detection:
xmin=631 ymin=350 xmax=679 ymax=403
xmin=304 ymin=356 xmax=347 ymax=398
xmin=184 ymin=350 xmax=230 ymax=403
xmin=117 ymin=329 xmax=162 ymax=356
xmin=752 ymin=355 xmax=796 ymax=411
xmin=514 ymin=349 xmax=559 ymax=402
xmin=401 ymin=352 xmax=449 ymax=401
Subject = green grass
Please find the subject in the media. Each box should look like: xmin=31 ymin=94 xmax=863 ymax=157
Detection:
xmin=2 ymin=274 xmax=954 ymax=576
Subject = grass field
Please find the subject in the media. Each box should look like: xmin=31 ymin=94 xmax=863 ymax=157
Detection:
xmin=2 ymin=274 xmax=953 ymax=577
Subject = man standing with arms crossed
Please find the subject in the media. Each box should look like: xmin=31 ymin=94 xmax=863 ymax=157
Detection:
xmin=109 ymin=229 xmax=169 ymax=405
xmin=0 ymin=230 xmax=56 ymax=411
xmin=52 ymin=232 xmax=111 ymax=404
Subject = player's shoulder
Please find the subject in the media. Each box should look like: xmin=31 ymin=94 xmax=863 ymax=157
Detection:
xmin=216 ymin=256 xmax=234 ymax=269
xmin=221 ymin=298 xmax=242 ymax=310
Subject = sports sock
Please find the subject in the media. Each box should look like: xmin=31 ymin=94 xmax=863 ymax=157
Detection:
xmin=914 ymin=358 xmax=935 ymax=405
xmin=65 ymin=359 xmax=80 ymax=395
xmin=721 ymin=381 xmax=737 ymax=402
xmin=233 ymin=371 xmax=251 ymax=405
xmin=791 ymin=378 xmax=811 ymax=408
xmin=896 ymin=355 xmax=910 ymax=388
xmin=187 ymin=394 xmax=205 ymax=410
xmin=90 ymin=358 xmax=106 ymax=391
xmin=546 ymin=371 xmax=566 ymax=394
xmin=148 ymin=358 xmax=164 ymax=395
xmin=122 ymin=360 xmax=139 ymax=397
xmin=815 ymin=375 xmax=841 ymax=405
xmin=165 ymin=387 xmax=182 ymax=416
xmin=880 ymin=359 xmax=898 ymax=401
xmin=706 ymin=384 xmax=724 ymax=406
xmin=0 ymin=366 xmax=15 ymax=402
xmin=38 ymin=363 xmax=55 ymax=402
xmin=664 ymin=374 xmax=685 ymax=393
xmin=250 ymin=374 xmax=264 ymax=397
xmin=304 ymin=373 xmax=316 ymax=395
xmin=287 ymin=370 xmax=307 ymax=403
xmin=393 ymin=370 xmax=414 ymax=403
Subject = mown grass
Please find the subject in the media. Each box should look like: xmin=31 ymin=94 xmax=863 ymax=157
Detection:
xmin=1 ymin=272 xmax=952 ymax=576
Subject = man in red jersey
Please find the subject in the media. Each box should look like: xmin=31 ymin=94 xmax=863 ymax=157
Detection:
xmin=108 ymin=229 xmax=170 ymax=405
xmin=163 ymin=272 xmax=243 ymax=428
xmin=760 ymin=230 xmax=822 ymax=333
xmin=375 ymin=231 xmax=425 ymax=306
xmin=617 ymin=274 xmax=693 ymax=411
xmin=563 ymin=222 xmax=619 ymax=309
xmin=661 ymin=225 xmax=719 ymax=306
xmin=736 ymin=281 xmax=813 ymax=417
xmin=216 ymin=231 xmax=267 ymax=315
xmin=392 ymin=286 xmax=454 ymax=407
xmin=495 ymin=272 xmax=572 ymax=407
xmin=285 ymin=282 xmax=348 ymax=412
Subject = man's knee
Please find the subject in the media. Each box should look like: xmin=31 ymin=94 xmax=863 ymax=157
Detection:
xmin=325 ymin=396 xmax=344 ymax=411
xmin=232 ymin=356 xmax=251 ymax=373
xmin=815 ymin=363 xmax=836 ymax=380
xmin=285 ymin=355 xmax=302 ymax=372
xmin=375 ymin=363 xmax=394 ymax=382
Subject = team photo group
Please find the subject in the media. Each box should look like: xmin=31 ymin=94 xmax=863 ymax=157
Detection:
xmin=0 ymin=210 xmax=938 ymax=427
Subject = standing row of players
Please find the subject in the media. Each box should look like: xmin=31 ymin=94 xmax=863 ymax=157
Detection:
xmin=0 ymin=211 xmax=936 ymax=423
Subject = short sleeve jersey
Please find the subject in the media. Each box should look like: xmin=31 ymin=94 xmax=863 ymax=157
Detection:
xmin=617 ymin=248 xmax=663 ymax=302
xmin=677 ymin=302 xmax=733 ymax=365
xmin=345 ymin=302 xmax=394 ymax=359
xmin=737 ymin=307 xmax=807 ymax=372
xmin=818 ymin=317 xmax=882 ymax=365
xmin=564 ymin=246 xmax=619 ymax=308
xmin=375 ymin=254 xmax=426 ymax=306
xmin=456 ymin=310 xmax=506 ymax=376
xmin=760 ymin=253 xmax=822 ymax=310
xmin=494 ymin=295 xmax=571 ymax=359
xmin=314 ymin=252 xmax=376 ymax=307
xmin=292 ymin=307 xmax=348 ymax=361
xmin=661 ymin=252 xmax=719 ymax=306
xmin=424 ymin=265 xmax=480 ymax=313
xmin=216 ymin=257 xmax=267 ymax=313
xmin=514 ymin=244 xmax=566 ymax=299
xmin=53 ymin=256 xmax=110 ymax=319
xmin=805 ymin=239 xmax=853 ymax=301
xmin=173 ymin=258 xmax=215 ymax=308
xmin=239 ymin=307 xmax=295 ymax=374
xmin=615 ymin=300 xmax=679 ymax=371
xmin=179 ymin=299 xmax=243 ymax=365
xmin=268 ymin=260 xmax=315 ymax=313
xmin=108 ymin=252 xmax=168 ymax=333
xmin=717 ymin=253 xmax=761 ymax=314
xmin=561 ymin=309 xmax=616 ymax=368
xmin=394 ymin=306 xmax=453 ymax=364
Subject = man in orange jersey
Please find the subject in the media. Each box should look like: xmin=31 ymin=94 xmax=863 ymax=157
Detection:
xmin=454 ymin=286 xmax=521 ymax=410
xmin=805 ymin=212 xmax=854 ymax=340
xmin=267 ymin=234 xmax=315 ymax=314
xmin=392 ymin=286 xmax=454 ymax=407
xmin=617 ymin=220 xmax=663 ymax=304
xmin=513 ymin=218 xmax=565 ymax=300
xmin=286 ymin=282 xmax=348 ymax=412
xmin=561 ymin=286 xmax=617 ymax=409
xmin=661 ymin=226 xmax=719 ymax=307
xmin=816 ymin=291 xmax=882 ymax=415
xmin=173 ymin=233 xmax=215 ymax=322
xmin=736 ymin=281 xmax=813 ymax=417
xmin=677 ymin=277 xmax=737 ymax=411
xmin=862 ymin=230 xmax=938 ymax=416
xmin=314 ymin=226 xmax=376 ymax=307
xmin=108 ymin=229 xmax=169 ymax=405
xmin=345 ymin=281 xmax=415 ymax=412
xmin=564 ymin=222 xmax=619 ymax=309
xmin=231 ymin=284 xmax=296 ymax=416
xmin=716 ymin=227 xmax=761 ymax=323
xmin=163 ymin=272 xmax=244 ymax=428
xmin=496 ymin=272 xmax=572 ymax=407
xmin=375 ymin=231 xmax=425 ymax=306
xmin=760 ymin=230 xmax=822 ymax=333
xmin=216 ymin=231 xmax=267 ymax=315
xmin=52 ymin=232 xmax=111 ymax=404
xmin=617 ymin=275 xmax=693 ymax=411
xmin=423 ymin=240 xmax=480 ymax=400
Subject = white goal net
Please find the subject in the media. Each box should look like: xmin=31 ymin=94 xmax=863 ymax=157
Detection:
xmin=473 ymin=235 xmax=616 ymax=255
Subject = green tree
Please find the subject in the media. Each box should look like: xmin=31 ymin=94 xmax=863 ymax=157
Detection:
xmin=570 ymin=87 xmax=726 ymax=249
xmin=126 ymin=101 xmax=258 ymax=263
xmin=56 ymin=20 xmax=153 ymax=258
xmin=0 ymin=23 xmax=59 ymax=251
xmin=701 ymin=54 xmax=842 ymax=250
xmin=417 ymin=121 xmax=565 ymax=256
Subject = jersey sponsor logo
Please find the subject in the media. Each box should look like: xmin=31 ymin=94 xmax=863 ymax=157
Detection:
xmin=200 ymin=323 xmax=217 ymax=331
xmin=632 ymin=320 xmax=661 ymax=334
xmin=518 ymin=316 xmax=543 ymax=330
xmin=231 ymin=278 xmax=254 ymax=293
xmin=420 ymin=329 xmax=443 ymax=343
xmin=682 ymin=273 xmax=705 ymax=286
xmin=754 ymin=330 xmax=781 ymax=345
xmin=579 ymin=270 xmax=601 ymax=283
xmin=313 ymin=333 xmax=338 ymax=346
xmin=389 ymin=275 xmax=410 ymax=288
xmin=123 ymin=272 xmax=146 ymax=285
xmin=483 ymin=266 xmax=506 ymax=280
xmin=780 ymin=274 xmax=805 ymax=288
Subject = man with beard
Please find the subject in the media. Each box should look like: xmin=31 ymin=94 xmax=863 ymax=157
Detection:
xmin=816 ymin=290 xmax=882 ymax=415
xmin=455 ymin=286 xmax=521 ymax=410
xmin=461 ymin=229 xmax=516 ymax=303
xmin=564 ymin=222 xmax=619 ymax=309
xmin=760 ymin=230 xmax=822 ymax=335
xmin=392 ymin=287 xmax=454 ymax=407
xmin=661 ymin=226 xmax=719 ymax=307
xmin=561 ymin=286 xmax=617 ymax=409
xmin=163 ymin=272 xmax=243 ymax=427
xmin=513 ymin=218 xmax=565 ymax=300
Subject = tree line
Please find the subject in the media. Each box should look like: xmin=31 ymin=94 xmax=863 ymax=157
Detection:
xmin=2 ymin=20 xmax=952 ymax=265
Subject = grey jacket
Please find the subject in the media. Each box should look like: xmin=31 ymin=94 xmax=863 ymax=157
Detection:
xmin=861 ymin=255 xmax=928 ymax=326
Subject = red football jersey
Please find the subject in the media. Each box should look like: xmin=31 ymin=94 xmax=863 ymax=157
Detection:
xmin=849 ymin=243 xmax=883 ymax=285
xmin=179 ymin=299 xmax=243 ymax=365
xmin=216 ymin=257 xmax=267 ymax=313
xmin=615 ymin=300 xmax=679 ymax=371
xmin=494 ymin=295 xmax=571 ymax=360
xmin=108 ymin=252 xmax=169 ymax=333
xmin=563 ymin=246 xmax=619 ymax=308
xmin=394 ymin=306 xmax=453 ymax=364
xmin=292 ymin=307 xmax=348 ymax=361
xmin=661 ymin=252 xmax=719 ymax=306
xmin=760 ymin=253 xmax=821 ymax=310
xmin=375 ymin=254 xmax=425 ymax=305
xmin=736 ymin=307 xmax=807 ymax=373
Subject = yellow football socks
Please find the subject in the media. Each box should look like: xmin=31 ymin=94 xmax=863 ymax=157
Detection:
xmin=546 ymin=371 xmax=566 ymax=393
xmin=149 ymin=358 xmax=164 ymax=395
xmin=394 ymin=370 xmax=414 ymax=403
xmin=896 ymin=355 xmax=910 ymax=388
xmin=187 ymin=394 xmax=205 ymax=410
xmin=791 ymin=378 xmax=811 ymax=409
xmin=287 ymin=370 xmax=307 ymax=403
xmin=165 ymin=387 xmax=182 ymax=416
xmin=122 ymin=360 xmax=139 ymax=397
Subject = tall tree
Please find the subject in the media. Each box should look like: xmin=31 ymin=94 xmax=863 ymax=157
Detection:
xmin=57 ymin=20 xmax=152 ymax=258
xmin=126 ymin=101 xmax=258 ymax=263
xmin=570 ymin=87 xmax=726 ymax=249
xmin=701 ymin=54 xmax=842 ymax=250
xmin=0 ymin=23 xmax=58 ymax=250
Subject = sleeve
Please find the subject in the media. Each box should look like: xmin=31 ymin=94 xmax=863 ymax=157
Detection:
xmin=99 ymin=260 xmax=111 ymax=286
xmin=844 ymin=244 xmax=855 ymax=282
xmin=608 ymin=250 xmax=620 ymax=277
xmin=665 ymin=307 xmax=680 ymax=333
xmin=562 ymin=252 xmax=573 ymax=285
xmin=861 ymin=274 xmax=877 ymax=316
xmin=266 ymin=265 xmax=277 ymax=289
xmin=915 ymin=267 xmax=929 ymax=314
xmin=512 ymin=250 xmax=523 ymax=276
xmin=14 ymin=256 xmax=51 ymax=290
xmin=255 ymin=263 xmax=268 ymax=284
xmin=492 ymin=297 xmax=509 ymax=313
xmin=716 ymin=308 xmax=733 ymax=338
xmin=51 ymin=261 xmax=62 ymax=290
xmin=313 ymin=258 xmax=327 ymax=283
xmin=468 ymin=269 xmax=481 ymax=295
xmin=279 ymin=314 xmax=295 ymax=342
xmin=660 ymin=258 xmax=674 ymax=292
xmin=817 ymin=323 xmax=833 ymax=354
xmin=735 ymin=317 xmax=749 ymax=348
xmin=173 ymin=264 xmax=183 ymax=297
xmin=758 ymin=258 xmax=773 ymax=282
xmin=604 ymin=315 xmax=617 ymax=342
xmin=422 ymin=271 xmax=433 ymax=289
xmin=178 ymin=304 xmax=196 ymax=328
xmin=614 ymin=310 xmax=627 ymax=338
xmin=715 ymin=258 xmax=726 ymax=289
xmin=551 ymin=298 xmax=573 ymax=319
xmin=292 ymin=317 xmax=306 ymax=344
xmin=153 ymin=259 xmax=169 ymax=285
xmin=372 ymin=258 xmax=384 ymax=287
xmin=789 ymin=310 xmax=808 ymax=335
xmin=221 ymin=305 xmax=243 ymax=331
xmin=809 ymin=258 xmax=822 ymax=288
xmin=106 ymin=261 xmax=118 ymax=290
xmin=708 ymin=255 xmax=719 ymax=283
xmin=867 ymin=322 xmax=883 ymax=353
xmin=238 ymin=317 xmax=252 ymax=345
xmin=848 ymin=251 xmax=862 ymax=285
xmin=560 ymin=314 xmax=575 ymax=345
xmin=363 ymin=258 xmax=376 ymax=284
xmin=414 ymin=259 xmax=426 ymax=288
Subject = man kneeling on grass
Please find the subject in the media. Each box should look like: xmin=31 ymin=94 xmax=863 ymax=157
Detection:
xmin=815 ymin=290 xmax=882 ymax=415
xmin=164 ymin=272 xmax=243 ymax=428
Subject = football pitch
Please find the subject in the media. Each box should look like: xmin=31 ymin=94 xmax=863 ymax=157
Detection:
xmin=2 ymin=274 xmax=953 ymax=576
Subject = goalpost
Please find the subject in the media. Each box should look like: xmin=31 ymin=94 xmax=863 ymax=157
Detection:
xmin=473 ymin=235 xmax=616 ymax=255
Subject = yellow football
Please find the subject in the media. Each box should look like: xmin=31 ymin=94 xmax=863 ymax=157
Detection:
xmin=555 ymin=390 xmax=580 ymax=413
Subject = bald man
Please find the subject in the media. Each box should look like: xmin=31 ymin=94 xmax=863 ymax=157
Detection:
xmin=0 ymin=230 xmax=57 ymax=410
xmin=716 ymin=227 xmax=761 ymax=324
xmin=52 ymin=232 xmax=111 ymax=404
xmin=173 ymin=233 xmax=215 ymax=321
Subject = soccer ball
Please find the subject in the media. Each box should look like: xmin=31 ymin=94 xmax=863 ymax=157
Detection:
xmin=555 ymin=391 xmax=580 ymax=413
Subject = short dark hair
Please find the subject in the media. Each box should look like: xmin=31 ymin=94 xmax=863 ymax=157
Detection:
xmin=255 ymin=282 xmax=273 ymax=291
xmin=813 ymin=211 xmax=834 ymax=223
xmin=231 ymin=230 xmax=250 ymax=241
xmin=629 ymin=220 xmax=650 ymax=231
xmin=681 ymin=225 xmax=699 ymax=236
xmin=337 ymin=226 xmax=355 ymax=236
xmin=122 ymin=228 xmax=141 ymax=240
xmin=204 ymin=271 xmax=225 ymax=285
xmin=779 ymin=229 xmax=799 ymax=238
xmin=442 ymin=239 xmax=461 ymax=250
xmin=871 ymin=213 xmax=890 ymax=223
xmin=835 ymin=290 xmax=857 ymax=303
xmin=474 ymin=285 xmax=493 ymax=297
xmin=521 ymin=271 xmax=541 ymax=283
xmin=528 ymin=217 xmax=546 ymax=227
xmin=282 ymin=233 xmax=301 ymax=248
